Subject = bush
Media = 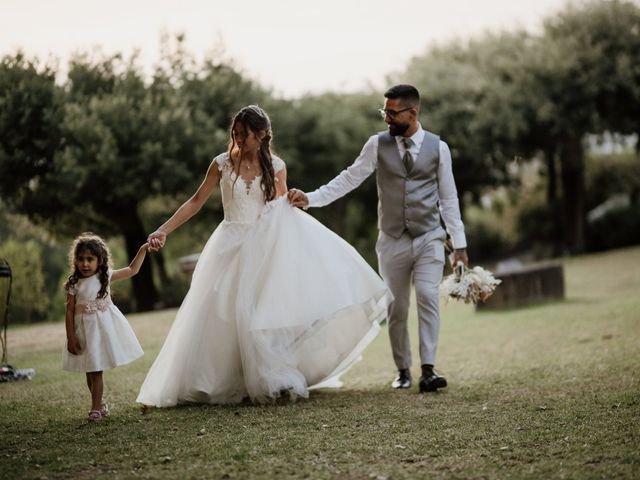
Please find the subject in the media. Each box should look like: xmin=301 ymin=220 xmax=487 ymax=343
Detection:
xmin=586 ymin=152 xmax=640 ymax=210
xmin=516 ymin=201 xmax=562 ymax=252
xmin=464 ymin=210 xmax=514 ymax=261
xmin=586 ymin=204 xmax=640 ymax=251
xmin=155 ymin=274 xmax=190 ymax=309
xmin=585 ymin=151 xmax=640 ymax=251
xmin=0 ymin=239 xmax=49 ymax=323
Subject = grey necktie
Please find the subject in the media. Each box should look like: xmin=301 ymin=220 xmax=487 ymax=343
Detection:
xmin=402 ymin=138 xmax=413 ymax=173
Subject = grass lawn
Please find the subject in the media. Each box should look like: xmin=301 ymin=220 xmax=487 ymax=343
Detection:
xmin=1 ymin=246 xmax=639 ymax=479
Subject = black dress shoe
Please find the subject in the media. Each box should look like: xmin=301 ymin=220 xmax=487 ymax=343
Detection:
xmin=419 ymin=369 xmax=447 ymax=393
xmin=391 ymin=369 xmax=412 ymax=389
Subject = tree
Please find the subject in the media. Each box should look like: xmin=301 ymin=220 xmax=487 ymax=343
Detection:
xmin=400 ymin=36 xmax=526 ymax=206
xmin=400 ymin=1 xmax=640 ymax=254
xmin=535 ymin=0 xmax=640 ymax=252
xmin=0 ymin=41 xmax=264 ymax=310
xmin=0 ymin=53 xmax=64 ymax=214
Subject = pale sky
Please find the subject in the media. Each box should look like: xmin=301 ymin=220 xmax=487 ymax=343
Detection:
xmin=1 ymin=0 xmax=572 ymax=97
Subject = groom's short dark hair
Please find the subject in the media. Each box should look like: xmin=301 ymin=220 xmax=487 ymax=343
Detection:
xmin=384 ymin=85 xmax=420 ymax=106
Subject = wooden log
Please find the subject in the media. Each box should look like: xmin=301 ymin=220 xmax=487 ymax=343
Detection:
xmin=477 ymin=261 xmax=565 ymax=310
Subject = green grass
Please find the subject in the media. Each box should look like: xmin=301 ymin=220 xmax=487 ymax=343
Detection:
xmin=2 ymin=246 xmax=639 ymax=479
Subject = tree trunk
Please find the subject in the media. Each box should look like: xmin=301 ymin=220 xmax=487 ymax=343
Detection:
xmin=559 ymin=136 xmax=586 ymax=254
xmin=544 ymin=145 xmax=558 ymax=206
xmin=103 ymin=205 xmax=159 ymax=311
xmin=544 ymin=145 xmax=562 ymax=255
xmin=153 ymin=251 xmax=169 ymax=284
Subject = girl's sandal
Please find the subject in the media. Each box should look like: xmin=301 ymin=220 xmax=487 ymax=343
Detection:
xmin=88 ymin=410 xmax=102 ymax=422
xmin=99 ymin=402 xmax=110 ymax=418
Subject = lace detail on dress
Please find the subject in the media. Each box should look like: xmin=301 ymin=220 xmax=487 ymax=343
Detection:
xmin=215 ymin=153 xmax=286 ymax=224
xmin=77 ymin=297 xmax=112 ymax=314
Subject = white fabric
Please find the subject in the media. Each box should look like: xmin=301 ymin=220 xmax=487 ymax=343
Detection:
xmin=62 ymin=270 xmax=144 ymax=372
xmin=136 ymin=153 xmax=392 ymax=406
xmin=306 ymin=124 xmax=467 ymax=249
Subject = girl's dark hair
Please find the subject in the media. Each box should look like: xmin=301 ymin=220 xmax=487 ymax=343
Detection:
xmin=227 ymin=105 xmax=277 ymax=202
xmin=64 ymin=232 xmax=112 ymax=299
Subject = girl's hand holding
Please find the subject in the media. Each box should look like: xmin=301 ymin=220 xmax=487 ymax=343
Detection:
xmin=147 ymin=230 xmax=166 ymax=250
xmin=67 ymin=335 xmax=81 ymax=355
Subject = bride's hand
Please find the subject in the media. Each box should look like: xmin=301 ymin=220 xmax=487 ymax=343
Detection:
xmin=147 ymin=230 xmax=167 ymax=250
xmin=288 ymin=188 xmax=309 ymax=208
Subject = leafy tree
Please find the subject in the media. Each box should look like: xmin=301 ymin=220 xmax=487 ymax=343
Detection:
xmin=534 ymin=0 xmax=640 ymax=252
xmin=0 ymin=41 xmax=264 ymax=310
xmin=401 ymin=1 xmax=640 ymax=254
xmin=0 ymin=53 xmax=64 ymax=215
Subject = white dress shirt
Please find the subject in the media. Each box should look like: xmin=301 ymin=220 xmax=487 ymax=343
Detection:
xmin=306 ymin=124 xmax=467 ymax=249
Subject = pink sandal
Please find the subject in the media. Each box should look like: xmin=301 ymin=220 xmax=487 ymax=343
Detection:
xmin=88 ymin=410 xmax=102 ymax=422
xmin=99 ymin=402 xmax=110 ymax=418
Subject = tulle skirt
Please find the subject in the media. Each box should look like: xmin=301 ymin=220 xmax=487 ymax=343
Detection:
xmin=137 ymin=197 xmax=392 ymax=406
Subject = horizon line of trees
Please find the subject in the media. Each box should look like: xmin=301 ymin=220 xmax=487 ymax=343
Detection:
xmin=1 ymin=0 xmax=639 ymax=315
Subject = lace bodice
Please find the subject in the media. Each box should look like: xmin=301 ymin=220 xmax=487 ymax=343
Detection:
xmin=215 ymin=153 xmax=285 ymax=223
xmin=69 ymin=270 xmax=113 ymax=312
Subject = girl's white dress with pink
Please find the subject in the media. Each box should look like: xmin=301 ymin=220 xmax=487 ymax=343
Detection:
xmin=63 ymin=270 xmax=143 ymax=372
xmin=137 ymin=153 xmax=392 ymax=405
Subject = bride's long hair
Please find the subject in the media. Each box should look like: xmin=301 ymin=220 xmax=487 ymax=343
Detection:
xmin=227 ymin=105 xmax=277 ymax=202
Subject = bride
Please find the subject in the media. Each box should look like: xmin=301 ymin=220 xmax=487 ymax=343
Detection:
xmin=137 ymin=105 xmax=392 ymax=406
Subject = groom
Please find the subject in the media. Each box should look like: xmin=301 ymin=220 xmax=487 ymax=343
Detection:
xmin=288 ymin=84 xmax=468 ymax=393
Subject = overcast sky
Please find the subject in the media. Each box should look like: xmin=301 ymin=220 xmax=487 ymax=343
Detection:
xmin=1 ymin=0 xmax=574 ymax=97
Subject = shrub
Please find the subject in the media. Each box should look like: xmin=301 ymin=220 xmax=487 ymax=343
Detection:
xmin=0 ymin=239 xmax=49 ymax=323
xmin=586 ymin=204 xmax=640 ymax=251
xmin=516 ymin=201 xmax=562 ymax=252
xmin=464 ymin=209 xmax=514 ymax=261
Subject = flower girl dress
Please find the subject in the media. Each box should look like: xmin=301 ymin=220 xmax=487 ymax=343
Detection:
xmin=63 ymin=270 xmax=143 ymax=373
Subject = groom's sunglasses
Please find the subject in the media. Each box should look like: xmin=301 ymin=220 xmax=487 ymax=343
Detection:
xmin=378 ymin=106 xmax=414 ymax=119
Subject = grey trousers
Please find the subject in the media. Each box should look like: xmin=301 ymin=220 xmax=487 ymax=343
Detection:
xmin=376 ymin=227 xmax=446 ymax=369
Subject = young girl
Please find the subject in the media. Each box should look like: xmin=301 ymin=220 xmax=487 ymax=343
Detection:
xmin=63 ymin=232 xmax=148 ymax=421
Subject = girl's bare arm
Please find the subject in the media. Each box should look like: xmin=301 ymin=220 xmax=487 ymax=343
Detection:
xmin=112 ymin=243 xmax=149 ymax=282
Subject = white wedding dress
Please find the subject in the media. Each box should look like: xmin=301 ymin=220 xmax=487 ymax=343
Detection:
xmin=137 ymin=153 xmax=392 ymax=406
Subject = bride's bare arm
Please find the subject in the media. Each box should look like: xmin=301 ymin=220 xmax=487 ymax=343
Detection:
xmin=148 ymin=160 xmax=221 ymax=248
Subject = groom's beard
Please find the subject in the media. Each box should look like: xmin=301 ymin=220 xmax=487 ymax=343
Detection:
xmin=387 ymin=121 xmax=410 ymax=136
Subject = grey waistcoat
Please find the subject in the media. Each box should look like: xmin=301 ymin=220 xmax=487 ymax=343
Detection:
xmin=376 ymin=130 xmax=441 ymax=239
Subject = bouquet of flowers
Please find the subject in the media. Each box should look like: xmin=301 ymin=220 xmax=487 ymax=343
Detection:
xmin=441 ymin=262 xmax=501 ymax=304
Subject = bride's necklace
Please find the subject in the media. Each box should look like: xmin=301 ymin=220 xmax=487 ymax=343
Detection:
xmin=241 ymin=158 xmax=259 ymax=172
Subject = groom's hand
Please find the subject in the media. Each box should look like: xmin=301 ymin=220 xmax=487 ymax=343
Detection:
xmin=449 ymin=248 xmax=469 ymax=269
xmin=287 ymin=188 xmax=309 ymax=209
